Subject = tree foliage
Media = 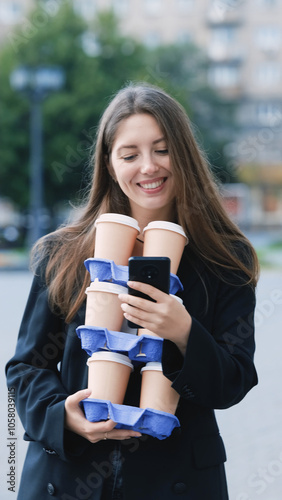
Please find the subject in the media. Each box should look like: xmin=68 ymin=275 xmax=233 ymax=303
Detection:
xmin=0 ymin=2 xmax=237 ymax=218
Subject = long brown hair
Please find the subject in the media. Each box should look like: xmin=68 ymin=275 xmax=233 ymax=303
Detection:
xmin=32 ymin=82 xmax=259 ymax=322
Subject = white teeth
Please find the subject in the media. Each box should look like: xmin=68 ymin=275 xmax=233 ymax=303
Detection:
xmin=140 ymin=179 xmax=164 ymax=189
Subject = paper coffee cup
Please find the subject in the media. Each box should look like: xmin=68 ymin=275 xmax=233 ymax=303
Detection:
xmin=85 ymin=280 xmax=127 ymax=331
xmin=170 ymin=294 xmax=183 ymax=304
xmin=140 ymin=362 xmax=180 ymax=414
xmin=94 ymin=213 xmax=140 ymax=265
xmin=137 ymin=328 xmax=159 ymax=337
xmin=143 ymin=221 xmax=188 ymax=274
xmin=87 ymin=351 xmax=133 ymax=404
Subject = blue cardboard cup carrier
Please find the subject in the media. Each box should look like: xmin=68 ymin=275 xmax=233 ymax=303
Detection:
xmin=85 ymin=280 xmax=128 ymax=331
xmin=87 ymin=351 xmax=134 ymax=405
xmin=140 ymin=362 xmax=180 ymax=415
xmin=94 ymin=213 xmax=140 ymax=266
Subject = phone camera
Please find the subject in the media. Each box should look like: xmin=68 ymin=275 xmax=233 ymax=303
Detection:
xmin=141 ymin=265 xmax=159 ymax=280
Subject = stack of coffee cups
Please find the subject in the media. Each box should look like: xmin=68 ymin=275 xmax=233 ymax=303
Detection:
xmin=83 ymin=214 xmax=188 ymax=421
xmin=85 ymin=214 xmax=139 ymax=405
xmin=138 ymin=221 xmax=188 ymax=415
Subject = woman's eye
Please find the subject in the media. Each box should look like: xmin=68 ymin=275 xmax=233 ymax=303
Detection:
xmin=156 ymin=149 xmax=168 ymax=155
xmin=123 ymin=154 xmax=137 ymax=161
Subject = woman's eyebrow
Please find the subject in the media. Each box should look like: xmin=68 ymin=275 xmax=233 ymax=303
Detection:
xmin=116 ymin=145 xmax=137 ymax=156
xmin=117 ymin=137 xmax=166 ymax=155
xmin=118 ymin=144 xmax=137 ymax=151
xmin=153 ymin=137 xmax=166 ymax=145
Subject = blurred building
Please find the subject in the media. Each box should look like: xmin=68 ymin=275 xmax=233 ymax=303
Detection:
xmin=1 ymin=0 xmax=282 ymax=228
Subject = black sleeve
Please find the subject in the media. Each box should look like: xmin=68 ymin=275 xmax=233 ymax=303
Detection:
xmin=5 ymin=269 xmax=91 ymax=461
xmin=162 ymin=273 xmax=258 ymax=409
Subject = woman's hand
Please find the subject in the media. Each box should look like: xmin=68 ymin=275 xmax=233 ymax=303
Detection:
xmin=119 ymin=281 xmax=192 ymax=355
xmin=65 ymin=389 xmax=142 ymax=443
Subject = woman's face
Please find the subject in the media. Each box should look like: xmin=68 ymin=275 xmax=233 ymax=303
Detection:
xmin=109 ymin=113 xmax=176 ymax=221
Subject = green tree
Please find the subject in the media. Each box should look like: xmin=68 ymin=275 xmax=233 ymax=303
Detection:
xmin=0 ymin=2 xmax=237 ymax=227
xmin=0 ymin=4 xmax=148 ymax=214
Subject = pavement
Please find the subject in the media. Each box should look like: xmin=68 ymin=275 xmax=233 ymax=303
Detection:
xmin=0 ymin=267 xmax=282 ymax=499
xmin=0 ymin=249 xmax=29 ymax=271
xmin=216 ymin=268 xmax=282 ymax=500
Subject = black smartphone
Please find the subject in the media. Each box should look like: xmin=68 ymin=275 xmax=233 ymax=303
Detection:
xmin=127 ymin=256 xmax=170 ymax=329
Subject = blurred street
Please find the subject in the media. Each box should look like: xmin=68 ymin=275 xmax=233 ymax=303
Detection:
xmin=1 ymin=267 xmax=282 ymax=499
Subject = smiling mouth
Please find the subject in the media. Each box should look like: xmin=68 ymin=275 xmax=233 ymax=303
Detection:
xmin=138 ymin=178 xmax=167 ymax=190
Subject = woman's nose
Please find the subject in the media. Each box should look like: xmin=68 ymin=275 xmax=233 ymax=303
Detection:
xmin=139 ymin=155 xmax=159 ymax=174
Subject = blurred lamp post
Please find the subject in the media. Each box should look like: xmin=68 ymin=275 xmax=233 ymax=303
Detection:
xmin=10 ymin=66 xmax=65 ymax=248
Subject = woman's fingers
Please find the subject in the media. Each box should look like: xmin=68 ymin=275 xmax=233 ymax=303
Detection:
xmin=79 ymin=418 xmax=142 ymax=444
xmin=65 ymin=389 xmax=91 ymax=425
xmin=119 ymin=282 xmax=169 ymax=327
xmin=88 ymin=419 xmax=142 ymax=442
xmin=66 ymin=388 xmax=92 ymax=406
xmin=119 ymin=282 xmax=165 ymax=316
xmin=119 ymin=282 xmax=192 ymax=352
xmin=65 ymin=389 xmax=142 ymax=443
xmin=125 ymin=281 xmax=164 ymax=303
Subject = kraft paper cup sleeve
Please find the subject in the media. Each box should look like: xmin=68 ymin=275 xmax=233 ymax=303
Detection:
xmin=143 ymin=221 xmax=188 ymax=274
xmin=94 ymin=214 xmax=140 ymax=265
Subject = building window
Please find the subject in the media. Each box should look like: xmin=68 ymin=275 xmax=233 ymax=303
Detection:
xmin=208 ymin=64 xmax=240 ymax=88
xmin=209 ymin=25 xmax=241 ymax=60
xmin=255 ymin=63 xmax=281 ymax=87
xmin=0 ymin=1 xmax=22 ymax=24
xmin=112 ymin=0 xmax=128 ymax=17
xmin=257 ymin=0 xmax=277 ymax=7
xmin=255 ymin=102 xmax=282 ymax=126
xmin=211 ymin=25 xmax=236 ymax=44
xmin=177 ymin=0 xmax=195 ymax=14
xmin=208 ymin=0 xmax=242 ymax=22
xmin=177 ymin=31 xmax=193 ymax=44
xmin=144 ymin=0 xmax=162 ymax=17
xmin=73 ymin=0 xmax=96 ymax=20
xmin=256 ymin=26 xmax=281 ymax=52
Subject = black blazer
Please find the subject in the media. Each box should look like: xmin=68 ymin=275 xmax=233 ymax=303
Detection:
xmin=6 ymin=248 xmax=258 ymax=500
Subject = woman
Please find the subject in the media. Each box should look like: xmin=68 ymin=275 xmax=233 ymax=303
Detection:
xmin=6 ymin=83 xmax=259 ymax=499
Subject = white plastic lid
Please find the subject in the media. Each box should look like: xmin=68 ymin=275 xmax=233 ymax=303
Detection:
xmin=170 ymin=294 xmax=183 ymax=305
xmin=141 ymin=362 xmax=163 ymax=373
xmin=87 ymin=351 xmax=133 ymax=370
xmin=143 ymin=221 xmax=188 ymax=243
xmin=86 ymin=279 xmax=127 ymax=295
xmin=95 ymin=213 xmax=140 ymax=232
